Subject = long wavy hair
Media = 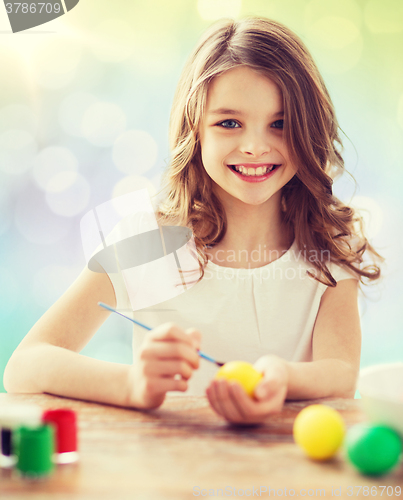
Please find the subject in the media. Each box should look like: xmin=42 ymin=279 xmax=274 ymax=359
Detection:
xmin=154 ymin=16 xmax=384 ymax=290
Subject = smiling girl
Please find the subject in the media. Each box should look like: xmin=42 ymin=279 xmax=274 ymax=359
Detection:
xmin=4 ymin=16 xmax=383 ymax=425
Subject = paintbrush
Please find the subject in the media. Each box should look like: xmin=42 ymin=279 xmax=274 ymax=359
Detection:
xmin=98 ymin=302 xmax=224 ymax=367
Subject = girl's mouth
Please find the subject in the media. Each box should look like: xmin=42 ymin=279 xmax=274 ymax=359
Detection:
xmin=228 ymin=164 xmax=281 ymax=182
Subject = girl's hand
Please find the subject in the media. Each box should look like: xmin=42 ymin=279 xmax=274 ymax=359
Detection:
xmin=126 ymin=322 xmax=201 ymax=410
xmin=206 ymin=355 xmax=289 ymax=425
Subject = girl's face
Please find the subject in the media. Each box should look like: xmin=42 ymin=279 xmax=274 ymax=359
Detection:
xmin=199 ymin=66 xmax=298 ymax=208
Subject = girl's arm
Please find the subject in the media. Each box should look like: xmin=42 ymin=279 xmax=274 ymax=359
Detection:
xmin=3 ymin=267 xmax=130 ymax=406
xmin=286 ymin=277 xmax=361 ymax=399
xmin=3 ymin=267 xmax=201 ymax=409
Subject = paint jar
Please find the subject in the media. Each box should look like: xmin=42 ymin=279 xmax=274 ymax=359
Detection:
xmin=0 ymin=404 xmax=43 ymax=469
xmin=42 ymin=408 xmax=78 ymax=464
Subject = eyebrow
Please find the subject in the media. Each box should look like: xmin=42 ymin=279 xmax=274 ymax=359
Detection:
xmin=207 ymin=108 xmax=284 ymax=117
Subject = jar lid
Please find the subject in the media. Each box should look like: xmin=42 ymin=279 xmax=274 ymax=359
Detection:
xmin=42 ymin=408 xmax=77 ymax=454
xmin=0 ymin=405 xmax=43 ymax=429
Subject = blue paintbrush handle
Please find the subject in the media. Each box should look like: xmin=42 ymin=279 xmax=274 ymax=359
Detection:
xmin=99 ymin=302 xmax=152 ymax=330
xmin=98 ymin=302 xmax=224 ymax=367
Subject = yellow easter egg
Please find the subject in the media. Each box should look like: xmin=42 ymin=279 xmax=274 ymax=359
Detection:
xmin=293 ymin=404 xmax=346 ymax=460
xmin=214 ymin=361 xmax=263 ymax=397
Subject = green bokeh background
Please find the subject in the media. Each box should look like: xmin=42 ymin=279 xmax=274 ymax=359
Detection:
xmin=1 ymin=0 xmax=402 ymax=393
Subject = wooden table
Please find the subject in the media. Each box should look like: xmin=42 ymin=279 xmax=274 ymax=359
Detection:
xmin=0 ymin=394 xmax=402 ymax=499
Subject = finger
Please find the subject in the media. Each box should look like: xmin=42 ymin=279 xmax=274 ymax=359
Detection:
xmin=205 ymin=384 xmax=224 ymax=417
xmin=227 ymin=381 xmax=274 ymax=422
xmin=253 ymin=354 xmax=282 ymax=372
xmin=253 ymin=356 xmax=288 ymax=402
xmin=141 ymin=340 xmax=200 ymax=369
xmin=253 ymin=371 xmax=287 ymax=402
xmin=227 ymin=383 xmax=267 ymax=426
xmin=215 ymin=379 xmax=245 ymax=422
xmin=185 ymin=328 xmax=202 ymax=350
xmin=229 ymin=382 xmax=285 ymax=422
xmin=206 ymin=382 xmax=230 ymax=419
xmin=208 ymin=381 xmax=227 ymax=417
xmin=253 ymin=389 xmax=286 ymax=416
xmin=143 ymin=376 xmax=188 ymax=395
xmin=227 ymin=382 xmax=250 ymax=419
xmin=208 ymin=380 xmax=285 ymax=423
xmin=144 ymin=360 xmax=193 ymax=381
xmin=149 ymin=322 xmax=196 ymax=348
xmin=254 ymin=379 xmax=279 ymax=401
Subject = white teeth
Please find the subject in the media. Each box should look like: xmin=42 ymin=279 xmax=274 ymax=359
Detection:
xmin=233 ymin=165 xmax=277 ymax=176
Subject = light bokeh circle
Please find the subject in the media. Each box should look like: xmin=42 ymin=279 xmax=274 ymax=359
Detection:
xmin=14 ymin=184 xmax=73 ymax=245
xmin=31 ymin=37 xmax=82 ymax=90
xmin=309 ymin=16 xmax=360 ymax=50
xmin=89 ymin=19 xmax=134 ymax=63
xmin=197 ymin=0 xmax=242 ymax=20
xmin=0 ymin=104 xmax=37 ymax=134
xmin=304 ymin=16 xmax=363 ymax=74
xmin=303 ymin=0 xmax=362 ymax=74
xmin=350 ymin=196 xmax=384 ymax=239
xmin=58 ymin=92 xmax=98 ymax=138
xmin=112 ymin=130 xmax=158 ymax=175
xmin=304 ymin=0 xmax=362 ymax=27
xmin=82 ymin=102 xmax=127 ymax=147
xmin=0 ymin=129 xmax=37 ymax=175
xmin=32 ymin=146 xmax=79 ymax=191
xmin=46 ymin=171 xmax=79 ymax=193
xmin=364 ymin=0 xmax=403 ymax=33
xmin=45 ymin=173 xmax=91 ymax=217
xmin=112 ymin=175 xmax=157 ymax=217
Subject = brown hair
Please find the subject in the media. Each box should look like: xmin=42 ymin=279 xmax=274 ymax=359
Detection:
xmin=154 ymin=16 xmax=384 ymax=290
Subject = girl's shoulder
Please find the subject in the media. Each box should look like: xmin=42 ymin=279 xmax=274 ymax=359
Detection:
xmin=100 ymin=211 xmax=159 ymax=248
xmin=327 ymin=260 xmax=360 ymax=282
xmin=105 ymin=211 xmax=185 ymax=243
xmin=291 ymin=236 xmax=361 ymax=283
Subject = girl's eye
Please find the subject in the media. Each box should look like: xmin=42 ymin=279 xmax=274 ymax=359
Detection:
xmin=217 ymin=119 xmax=240 ymax=129
xmin=271 ymin=119 xmax=284 ymax=129
xmin=216 ymin=119 xmax=284 ymax=129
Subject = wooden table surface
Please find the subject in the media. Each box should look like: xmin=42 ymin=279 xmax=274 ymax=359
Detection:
xmin=0 ymin=393 xmax=402 ymax=500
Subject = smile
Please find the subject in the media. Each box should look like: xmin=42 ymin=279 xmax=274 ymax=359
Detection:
xmin=227 ymin=164 xmax=281 ymax=182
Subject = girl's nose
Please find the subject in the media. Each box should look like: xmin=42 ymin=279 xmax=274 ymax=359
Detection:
xmin=240 ymin=131 xmax=272 ymax=157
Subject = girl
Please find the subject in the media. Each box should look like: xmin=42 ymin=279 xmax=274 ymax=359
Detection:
xmin=4 ymin=16 xmax=383 ymax=425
